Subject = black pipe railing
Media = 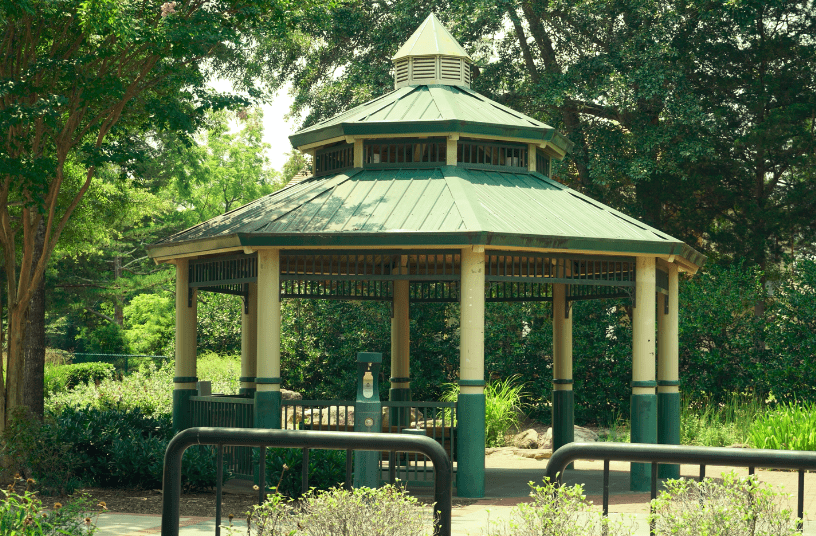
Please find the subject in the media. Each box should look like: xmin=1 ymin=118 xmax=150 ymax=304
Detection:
xmin=162 ymin=427 xmax=452 ymax=536
xmin=545 ymin=442 xmax=816 ymax=534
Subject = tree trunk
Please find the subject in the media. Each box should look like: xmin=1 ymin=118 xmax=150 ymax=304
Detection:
xmin=23 ymin=221 xmax=47 ymax=420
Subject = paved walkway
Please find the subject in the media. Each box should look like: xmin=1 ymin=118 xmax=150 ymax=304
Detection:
xmin=93 ymin=455 xmax=816 ymax=535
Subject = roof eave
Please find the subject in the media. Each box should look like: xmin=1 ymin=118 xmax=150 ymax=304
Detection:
xmin=291 ymin=120 xmax=571 ymax=157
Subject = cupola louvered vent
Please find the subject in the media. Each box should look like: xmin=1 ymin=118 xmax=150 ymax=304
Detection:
xmin=393 ymin=56 xmax=472 ymax=89
xmin=395 ymin=59 xmax=409 ymax=84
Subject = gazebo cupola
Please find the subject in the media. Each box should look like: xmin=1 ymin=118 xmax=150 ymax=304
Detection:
xmin=148 ymin=12 xmax=705 ymax=500
xmin=392 ymin=13 xmax=473 ymax=89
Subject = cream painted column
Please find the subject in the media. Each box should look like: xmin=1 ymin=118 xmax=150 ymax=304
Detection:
xmin=240 ymin=282 xmax=258 ymax=395
xmin=353 ymin=138 xmax=364 ymax=168
xmin=631 ymin=256 xmax=657 ymax=491
xmin=457 ymin=246 xmax=485 ymax=498
xmin=657 ymin=263 xmax=680 ymax=478
xmin=173 ymin=258 xmax=198 ymax=432
xmin=552 ymin=279 xmax=574 ymax=454
xmin=254 ymin=249 xmax=282 ymax=429
xmin=390 ymin=256 xmax=411 ymax=427
xmin=528 ymin=144 xmax=537 ymax=172
xmin=446 ymin=134 xmax=459 ymax=166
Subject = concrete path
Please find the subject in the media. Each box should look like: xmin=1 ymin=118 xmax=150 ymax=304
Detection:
xmin=92 ymin=455 xmax=816 ymax=535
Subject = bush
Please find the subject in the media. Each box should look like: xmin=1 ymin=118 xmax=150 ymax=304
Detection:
xmin=650 ymin=472 xmax=799 ymax=535
xmin=1 ymin=407 xmax=84 ymax=495
xmin=46 ymin=361 xmax=173 ymax=416
xmin=0 ymin=481 xmax=103 ymax=536
xmin=44 ymin=362 xmax=115 ymax=394
xmin=235 ymin=485 xmax=429 ymax=536
xmin=261 ymin=447 xmax=347 ymax=498
xmin=748 ymin=401 xmax=816 ymax=451
xmin=484 ymin=478 xmax=633 ymax=536
xmin=123 ymin=292 xmax=175 ymax=356
xmin=5 ymin=406 xmax=228 ymax=492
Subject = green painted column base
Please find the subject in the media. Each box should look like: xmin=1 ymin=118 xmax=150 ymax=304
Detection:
xmin=254 ymin=390 xmax=282 ymax=429
xmin=658 ymin=391 xmax=681 ymax=479
xmin=552 ymin=389 xmax=575 ymax=471
xmin=456 ymin=393 xmax=485 ymax=498
xmin=173 ymin=389 xmax=197 ymax=433
xmin=389 ymin=387 xmax=412 ymax=428
xmin=630 ymin=393 xmax=657 ymax=492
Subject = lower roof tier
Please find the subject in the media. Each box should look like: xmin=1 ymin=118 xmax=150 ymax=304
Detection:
xmin=148 ymin=166 xmax=705 ymax=270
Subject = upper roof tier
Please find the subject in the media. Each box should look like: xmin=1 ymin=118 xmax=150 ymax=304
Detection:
xmin=289 ymin=14 xmax=572 ymax=156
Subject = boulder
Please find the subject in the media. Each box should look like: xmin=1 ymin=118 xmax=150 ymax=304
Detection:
xmin=281 ymin=388 xmax=302 ymax=400
xmin=539 ymin=427 xmax=553 ymax=449
xmin=574 ymin=425 xmax=599 ymax=443
xmin=513 ymin=428 xmax=540 ymax=449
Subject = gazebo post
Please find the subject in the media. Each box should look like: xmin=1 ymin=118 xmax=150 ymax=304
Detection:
xmin=254 ymin=249 xmax=282 ymax=429
xmin=390 ymin=256 xmax=411 ymax=427
xmin=240 ymin=282 xmax=258 ymax=396
xmin=457 ymin=246 xmax=486 ymax=498
xmin=657 ymin=263 xmax=680 ymax=478
xmin=173 ymin=258 xmax=198 ymax=432
xmin=631 ymin=256 xmax=658 ymax=491
xmin=552 ymin=281 xmax=574 ymax=455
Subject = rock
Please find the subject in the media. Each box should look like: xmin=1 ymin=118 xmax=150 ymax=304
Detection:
xmin=515 ymin=449 xmax=551 ymax=460
xmin=281 ymin=388 xmax=302 ymax=400
xmin=304 ymin=406 xmax=356 ymax=426
xmin=574 ymin=425 xmax=599 ymax=443
xmin=539 ymin=428 xmax=553 ymax=449
xmin=513 ymin=428 xmax=540 ymax=449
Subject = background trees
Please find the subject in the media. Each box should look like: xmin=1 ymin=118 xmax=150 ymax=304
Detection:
xmin=0 ymin=0 xmax=306 ymax=426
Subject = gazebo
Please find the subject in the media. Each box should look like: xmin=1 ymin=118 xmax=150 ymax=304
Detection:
xmin=147 ymin=13 xmax=705 ymax=497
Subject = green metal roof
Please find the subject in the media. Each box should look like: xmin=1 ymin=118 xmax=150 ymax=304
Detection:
xmin=148 ymin=166 xmax=705 ymax=268
xmin=392 ymin=13 xmax=472 ymax=61
xmin=289 ymin=85 xmax=573 ymax=154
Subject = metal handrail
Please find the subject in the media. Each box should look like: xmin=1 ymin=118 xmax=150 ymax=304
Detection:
xmin=161 ymin=427 xmax=452 ymax=536
xmin=545 ymin=442 xmax=816 ymax=533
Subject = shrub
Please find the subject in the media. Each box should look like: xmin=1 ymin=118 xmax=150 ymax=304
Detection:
xmin=261 ymin=447 xmax=347 ymax=498
xmin=1 ymin=407 xmax=83 ymax=495
xmin=123 ymin=292 xmax=175 ymax=356
xmin=0 ymin=481 xmax=103 ymax=536
xmin=44 ymin=362 xmax=115 ymax=394
xmin=650 ymin=472 xmax=800 ymax=535
xmin=681 ymin=393 xmax=765 ymax=447
xmin=748 ymin=401 xmax=816 ymax=450
xmin=46 ymin=361 xmax=173 ymax=416
xmin=484 ymin=478 xmax=633 ymax=536
xmin=5 ymin=406 xmax=228 ymax=492
xmin=235 ymin=485 xmax=429 ymax=536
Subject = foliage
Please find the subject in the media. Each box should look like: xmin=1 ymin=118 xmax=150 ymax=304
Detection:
xmin=4 ymin=405 xmax=228 ymax=492
xmin=0 ymin=482 xmax=103 ymax=536
xmin=1 ymin=407 xmax=84 ymax=495
xmin=681 ymin=393 xmax=765 ymax=448
xmin=44 ymin=362 xmax=115 ymax=395
xmin=749 ymin=402 xmax=816 ymax=451
xmin=236 ymin=485 xmax=429 ymax=536
xmin=764 ymin=260 xmax=816 ymax=400
xmin=650 ymin=472 xmax=799 ymax=535
xmin=198 ymin=352 xmax=242 ymax=396
xmin=441 ymin=376 xmax=525 ymax=447
xmin=261 ymin=447 xmax=347 ymax=498
xmin=485 ymin=478 xmax=633 ymax=536
xmin=197 ymin=294 xmax=244 ymax=355
xmin=46 ymin=361 xmax=174 ymax=417
xmin=123 ymin=293 xmax=176 ymax=356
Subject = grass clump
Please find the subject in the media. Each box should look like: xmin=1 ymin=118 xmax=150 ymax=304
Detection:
xmin=232 ymin=485 xmax=430 ymax=536
xmin=650 ymin=472 xmax=800 ymax=535
xmin=485 ymin=478 xmax=634 ymax=536
xmin=749 ymin=401 xmax=816 ymax=450
xmin=441 ymin=376 xmax=526 ymax=447
xmin=681 ymin=393 xmax=765 ymax=447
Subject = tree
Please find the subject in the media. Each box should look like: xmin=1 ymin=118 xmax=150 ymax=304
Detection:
xmin=0 ymin=0 xmax=306 ymax=429
xmin=256 ymin=0 xmax=816 ymax=266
